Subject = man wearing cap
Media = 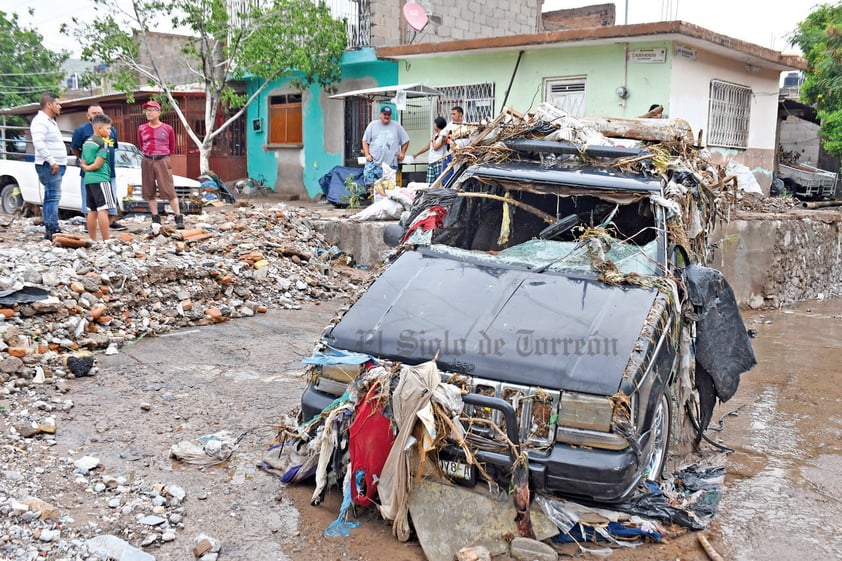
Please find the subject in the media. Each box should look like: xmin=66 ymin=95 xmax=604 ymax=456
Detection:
xmin=71 ymin=105 xmax=126 ymax=231
xmin=138 ymin=100 xmax=183 ymax=229
xmin=361 ymin=105 xmax=409 ymax=189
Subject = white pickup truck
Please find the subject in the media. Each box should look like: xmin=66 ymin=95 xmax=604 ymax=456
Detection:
xmin=0 ymin=138 xmax=201 ymax=215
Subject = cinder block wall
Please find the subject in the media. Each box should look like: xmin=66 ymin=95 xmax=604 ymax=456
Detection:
xmin=370 ymin=0 xmax=540 ymax=47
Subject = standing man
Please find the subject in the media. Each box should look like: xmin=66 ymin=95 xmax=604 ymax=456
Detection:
xmin=30 ymin=92 xmax=66 ymax=240
xmin=137 ymin=100 xmax=183 ymax=229
xmin=70 ymin=105 xmax=126 ymax=230
xmin=440 ymin=105 xmax=468 ymax=186
xmin=362 ymin=106 xmax=409 ymax=190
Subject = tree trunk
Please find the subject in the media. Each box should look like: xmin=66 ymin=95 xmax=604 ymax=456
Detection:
xmin=200 ymin=141 xmax=212 ymax=175
xmin=577 ymin=116 xmax=695 ymax=144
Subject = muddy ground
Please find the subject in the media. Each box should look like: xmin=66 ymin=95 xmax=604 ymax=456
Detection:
xmin=11 ymin=293 xmax=835 ymax=560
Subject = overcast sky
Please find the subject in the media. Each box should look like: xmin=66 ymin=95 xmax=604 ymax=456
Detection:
xmin=0 ymin=0 xmax=823 ymax=57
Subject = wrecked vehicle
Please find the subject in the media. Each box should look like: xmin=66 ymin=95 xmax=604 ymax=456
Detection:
xmin=295 ymin=105 xmax=756 ymax=507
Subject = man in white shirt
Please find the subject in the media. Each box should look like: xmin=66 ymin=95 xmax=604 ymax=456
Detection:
xmin=30 ymin=92 xmax=67 ymax=240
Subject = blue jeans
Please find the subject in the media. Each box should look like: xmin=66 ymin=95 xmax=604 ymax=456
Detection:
xmin=36 ymin=163 xmax=65 ymax=238
xmin=81 ymin=176 xmax=118 ymax=215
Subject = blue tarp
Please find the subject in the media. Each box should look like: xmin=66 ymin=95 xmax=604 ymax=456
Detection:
xmin=318 ymin=166 xmax=365 ymax=205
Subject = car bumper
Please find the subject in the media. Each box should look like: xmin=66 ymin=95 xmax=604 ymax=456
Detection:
xmin=301 ymin=382 xmax=645 ymax=503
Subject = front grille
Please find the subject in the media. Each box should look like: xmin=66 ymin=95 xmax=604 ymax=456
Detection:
xmin=445 ymin=374 xmax=559 ymax=450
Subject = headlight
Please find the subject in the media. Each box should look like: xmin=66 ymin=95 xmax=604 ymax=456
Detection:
xmin=555 ymin=391 xmax=629 ymax=450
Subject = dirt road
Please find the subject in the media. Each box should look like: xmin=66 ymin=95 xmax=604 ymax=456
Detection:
xmin=21 ymin=297 xmax=842 ymax=561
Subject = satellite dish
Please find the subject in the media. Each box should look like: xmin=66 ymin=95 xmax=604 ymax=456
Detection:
xmin=403 ymin=2 xmax=429 ymax=32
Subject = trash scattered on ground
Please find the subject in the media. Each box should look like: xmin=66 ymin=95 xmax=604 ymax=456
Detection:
xmin=170 ymin=431 xmax=241 ymax=465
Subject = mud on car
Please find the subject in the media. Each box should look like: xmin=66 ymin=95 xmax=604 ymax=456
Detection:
xmin=300 ymin=119 xmax=755 ymax=504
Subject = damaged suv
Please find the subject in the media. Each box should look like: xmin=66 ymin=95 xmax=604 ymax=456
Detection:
xmin=300 ymin=112 xmax=755 ymax=503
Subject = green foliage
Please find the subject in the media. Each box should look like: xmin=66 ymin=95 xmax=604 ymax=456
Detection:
xmin=65 ymin=0 xmax=347 ymax=171
xmin=340 ymin=174 xmax=367 ymax=209
xmin=790 ymin=3 xmax=842 ymax=158
xmin=0 ymin=9 xmax=67 ymax=114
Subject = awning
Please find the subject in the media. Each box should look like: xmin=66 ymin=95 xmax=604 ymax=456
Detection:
xmin=329 ymin=83 xmax=442 ymax=99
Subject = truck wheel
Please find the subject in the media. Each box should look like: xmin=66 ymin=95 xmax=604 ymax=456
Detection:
xmin=1 ymin=183 xmax=24 ymax=214
xmin=642 ymin=392 xmax=672 ymax=481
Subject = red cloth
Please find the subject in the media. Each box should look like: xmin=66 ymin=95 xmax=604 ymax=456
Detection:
xmin=349 ymin=385 xmax=394 ymax=507
xmin=401 ymin=205 xmax=447 ymax=244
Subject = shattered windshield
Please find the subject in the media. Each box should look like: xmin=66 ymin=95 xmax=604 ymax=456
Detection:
xmin=428 ymin=237 xmax=661 ymax=276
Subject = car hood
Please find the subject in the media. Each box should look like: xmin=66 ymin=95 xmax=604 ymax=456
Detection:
xmin=117 ymin=168 xmax=200 ymax=188
xmin=325 ymin=248 xmax=659 ymax=395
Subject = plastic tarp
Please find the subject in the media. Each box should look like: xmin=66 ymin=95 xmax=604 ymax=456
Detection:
xmin=318 ymin=165 xmax=365 ymax=205
xmin=684 ymin=264 xmax=757 ymax=402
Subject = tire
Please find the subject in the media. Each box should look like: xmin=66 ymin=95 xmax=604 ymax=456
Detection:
xmin=642 ymin=392 xmax=672 ymax=481
xmin=1 ymin=183 xmax=24 ymax=214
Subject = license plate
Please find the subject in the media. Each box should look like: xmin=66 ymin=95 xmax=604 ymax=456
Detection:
xmin=440 ymin=458 xmax=472 ymax=480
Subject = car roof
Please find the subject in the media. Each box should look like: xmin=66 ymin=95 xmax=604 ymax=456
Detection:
xmin=464 ymin=160 xmax=662 ymax=194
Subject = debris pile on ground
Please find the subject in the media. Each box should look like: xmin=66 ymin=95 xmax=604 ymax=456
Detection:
xmin=0 ymin=204 xmax=368 ymax=384
xmin=734 ymin=191 xmax=801 ymax=213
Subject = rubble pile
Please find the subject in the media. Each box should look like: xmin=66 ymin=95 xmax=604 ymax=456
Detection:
xmin=1 ymin=442 xmax=196 ymax=560
xmin=0 ymin=204 xmax=368 ymax=384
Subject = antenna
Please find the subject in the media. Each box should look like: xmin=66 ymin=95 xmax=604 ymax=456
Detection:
xmin=403 ymin=2 xmax=429 ymax=32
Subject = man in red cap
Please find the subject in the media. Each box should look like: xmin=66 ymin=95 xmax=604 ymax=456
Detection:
xmin=138 ymin=100 xmax=183 ymax=229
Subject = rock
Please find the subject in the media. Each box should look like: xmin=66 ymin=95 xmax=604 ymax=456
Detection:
xmin=15 ymin=423 xmax=40 ymax=438
xmin=73 ymin=455 xmax=100 ymax=472
xmin=139 ymin=515 xmax=167 ymax=526
xmin=32 ymin=297 xmax=63 ymax=313
xmin=87 ymin=534 xmax=156 ymax=561
xmin=456 ymin=545 xmax=492 ymax=561
xmin=65 ymin=352 xmax=95 ymax=376
xmin=166 ymin=484 xmax=186 ymax=502
xmin=38 ymin=528 xmax=59 ymax=542
xmin=0 ymin=356 xmax=24 ymax=373
xmin=510 ymin=537 xmax=558 ymax=561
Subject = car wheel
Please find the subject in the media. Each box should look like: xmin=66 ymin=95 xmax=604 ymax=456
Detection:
xmin=642 ymin=392 xmax=672 ymax=481
xmin=1 ymin=183 xmax=24 ymax=214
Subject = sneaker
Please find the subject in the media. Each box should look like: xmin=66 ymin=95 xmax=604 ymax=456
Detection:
xmin=110 ymin=221 xmax=127 ymax=231
xmin=175 ymin=214 xmax=184 ymax=230
xmin=151 ymin=215 xmax=161 ymax=225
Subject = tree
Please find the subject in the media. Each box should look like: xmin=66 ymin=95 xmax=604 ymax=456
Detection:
xmin=0 ymin=9 xmax=67 ymax=113
xmin=790 ymin=3 xmax=842 ymax=158
xmin=67 ymin=0 xmax=347 ymax=173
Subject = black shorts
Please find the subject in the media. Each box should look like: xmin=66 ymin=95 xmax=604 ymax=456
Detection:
xmin=85 ymin=181 xmax=117 ymax=212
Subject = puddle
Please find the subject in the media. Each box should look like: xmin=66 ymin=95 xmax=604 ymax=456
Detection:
xmin=711 ymin=298 xmax=842 ymax=560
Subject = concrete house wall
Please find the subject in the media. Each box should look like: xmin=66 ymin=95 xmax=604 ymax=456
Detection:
xmin=245 ymin=50 xmax=397 ymax=199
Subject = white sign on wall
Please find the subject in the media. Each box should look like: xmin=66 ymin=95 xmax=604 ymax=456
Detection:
xmin=674 ymin=45 xmax=697 ymax=61
xmin=630 ymin=48 xmax=666 ymax=63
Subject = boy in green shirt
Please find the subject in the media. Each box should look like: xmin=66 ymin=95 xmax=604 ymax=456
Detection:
xmin=80 ymin=113 xmax=117 ymax=241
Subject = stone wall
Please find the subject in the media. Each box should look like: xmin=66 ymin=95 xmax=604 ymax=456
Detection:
xmin=713 ymin=211 xmax=842 ymax=308
xmin=369 ymin=0 xmax=540 ymax=48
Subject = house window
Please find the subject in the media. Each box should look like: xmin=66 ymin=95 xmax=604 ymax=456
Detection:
xmin=435 ymin=82 xmax=496 ymax=123
xmin=707 ymin=80 xmax=751 ymax=149
xmin=544 ymin=77 xmax=587 ymax=116
xmin=269 ymin=93 xmax=302 ymax=145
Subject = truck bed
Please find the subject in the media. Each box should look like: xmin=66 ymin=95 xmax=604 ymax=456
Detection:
xmin=778 ymin=163 xmax=838 ymax=199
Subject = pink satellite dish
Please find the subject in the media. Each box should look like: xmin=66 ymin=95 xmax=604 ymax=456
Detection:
xmin=403 ymin=2 xmax=429 ymax=32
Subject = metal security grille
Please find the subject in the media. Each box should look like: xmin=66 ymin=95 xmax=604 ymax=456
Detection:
xmin=707 ymin=80 xmax=752 ymax=149
xmin=436 ymin=83 xmax=496 ymax=123
xmin=401 ymin=97 xmax=432 ymax=130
